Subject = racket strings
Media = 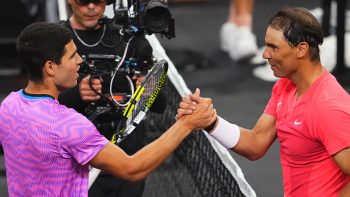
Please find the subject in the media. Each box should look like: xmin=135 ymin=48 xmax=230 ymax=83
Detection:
xmin=127 ymin=66 xmax=164 ymax=125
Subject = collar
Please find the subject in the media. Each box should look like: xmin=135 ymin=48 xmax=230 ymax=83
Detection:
xmin=20 ymin=89 xmax=55 ymax=100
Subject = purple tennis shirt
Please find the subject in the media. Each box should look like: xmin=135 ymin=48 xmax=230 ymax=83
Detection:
xmin=0 ymin=90 xmax=109 ymax=196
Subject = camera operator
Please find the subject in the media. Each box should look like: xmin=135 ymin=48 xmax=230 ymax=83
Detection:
xmin=58 ymin=0 xmax=166 ymax=196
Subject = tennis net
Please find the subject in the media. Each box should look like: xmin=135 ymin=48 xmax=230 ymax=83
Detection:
xmin=141 ymin=35 xmax=256 ymax=197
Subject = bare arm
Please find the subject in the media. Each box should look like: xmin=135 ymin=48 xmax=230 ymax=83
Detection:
xmin=232 ymin=113 xmax=277 ymax=160
xmin=177 ymin=90 xmax=277 ymax=161
xmin=89 ymin=95 xmax=216 ymax=181
xmin=332 ymin=147 xmax=350 ymax=196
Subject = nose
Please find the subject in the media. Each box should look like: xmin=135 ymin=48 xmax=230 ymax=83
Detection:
xmin=77 ymin=55 xmax=83 ymax=71
xmin=262 ymin=47 xmax=271 ymax=60
xmin=78 ymin=54 xmax=83 ymax=64
xmin=87 ymin=3 xmax=96 ymax=9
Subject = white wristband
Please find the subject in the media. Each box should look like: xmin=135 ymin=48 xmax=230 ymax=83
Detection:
xmin=209 ymin=117 xmax=240 ymax=149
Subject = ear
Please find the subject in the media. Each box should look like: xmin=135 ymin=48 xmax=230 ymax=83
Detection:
xmin=43 ymin=60 xmax=56 ymax=77
xmin=296 ymin=42 xmax=309 ymax=58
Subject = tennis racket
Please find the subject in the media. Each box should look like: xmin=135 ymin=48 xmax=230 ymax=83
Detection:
xmin=89 ymin=59 xmax=168 ymax=188
xmin=110 ymin=59 xmax=168 ymax=144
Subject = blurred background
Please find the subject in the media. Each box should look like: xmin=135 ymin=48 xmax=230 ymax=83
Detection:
xmin=0 ymin=0 xmax=349 ymax=196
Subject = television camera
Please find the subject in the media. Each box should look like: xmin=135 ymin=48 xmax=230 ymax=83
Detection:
xmin=108 ymin=0 xmax=175 ymax=38
xmin=80 ymin=0 xmax=174 ymax=123
xmin=80 ymin=53 xmax=156 ymax=121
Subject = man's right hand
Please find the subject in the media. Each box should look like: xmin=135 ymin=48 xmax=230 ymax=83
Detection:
xmin=79 ymin=75 xmax=102 ymax=102
xmin=176 ymin=88 xmax=202 ymax=120
xmin=178 ymin=88 xmax=217 ymax=131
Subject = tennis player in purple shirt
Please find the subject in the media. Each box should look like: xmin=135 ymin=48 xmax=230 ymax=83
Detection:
xmin=0 ymin=22 xmax=217 ymax=196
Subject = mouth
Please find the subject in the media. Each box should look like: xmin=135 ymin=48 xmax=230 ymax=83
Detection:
xmin=84 ymin=14 xmax=98 ymax=21
xmin=85 ymin=12 xmax=98 ymax=17
xmin=268 ymin=62 xmax=276 ymax=67
xmin=268 ymin=63 xmax=277 ymax=71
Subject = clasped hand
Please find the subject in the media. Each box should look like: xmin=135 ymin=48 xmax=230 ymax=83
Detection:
xmin=176 ymin=88 xmax=217 ymax=131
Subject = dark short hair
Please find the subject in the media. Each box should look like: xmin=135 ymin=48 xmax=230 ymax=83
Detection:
xmin=269 ymin=7 xmax=324 ymax=62
xmin=16 ymin=22 xmax=73 ymax=82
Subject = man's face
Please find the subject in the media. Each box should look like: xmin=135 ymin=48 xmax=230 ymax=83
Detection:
xmin=263 ymin=26 xmax=299 ymax=79
xmin=68 ymin=0 xmax=106 ymax=29
xmin=54 ymin=40 xmax=82 ymax=90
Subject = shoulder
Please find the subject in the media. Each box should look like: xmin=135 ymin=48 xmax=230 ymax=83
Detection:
xmin=271 ymin=78 xmax=295 ymax=96
xmin=274 ymin=78 xmax=293 ymax=89
xmin=103 ymin=17 xmax=123 ymax=33
xmin=313 ymin=73 xmax=350 ymax=108
xmin=55 ymin=104 xmax=91 ymax=125
xmin=58 ymin=20 xmax=70 ymax=29
xmin=0 ymin=92 xmax=20 ymax=127
xmin=0 ymin=91 xmax=19 ymax=106
xmin=308 ymin=76 xmax=350 ymax=126
xmin=0 ymin=91 xmax=28 ymax=115
xmin=53 ymin=104 xmax=99 ymax=138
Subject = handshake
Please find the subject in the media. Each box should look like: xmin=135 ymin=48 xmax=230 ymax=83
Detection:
xmin=175 ymin=88 xmax=218 ymax=132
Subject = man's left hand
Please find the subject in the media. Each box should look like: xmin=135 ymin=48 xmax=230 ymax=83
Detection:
xmin=132 ymin=74 xmax=145 ymax=87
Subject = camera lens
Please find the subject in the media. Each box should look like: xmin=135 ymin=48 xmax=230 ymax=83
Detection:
xmin=144 ymin=1 xmax=171 ymax=33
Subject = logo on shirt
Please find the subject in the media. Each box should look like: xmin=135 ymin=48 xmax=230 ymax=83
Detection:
xmin=294 ymin=120 xmax=303 ymax=125
xmin=276 ymin=101 xmax=282 ymax=111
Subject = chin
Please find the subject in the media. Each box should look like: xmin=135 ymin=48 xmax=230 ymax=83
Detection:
xmin=84 ymin=21 xmax=99 ymax=29
xmin=271 ymin=71 xmax=279 ymax=78
xmin=64 ymin=82 xmax=78 ymax=89
xmin=72 ymin=81 xmax=78 ymax=87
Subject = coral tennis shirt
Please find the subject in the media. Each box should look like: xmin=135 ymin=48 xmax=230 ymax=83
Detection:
xmin=0 ymin=90 xmax=108 ymax=196
xmin=264 ymin=71 xmax=350 ymax=197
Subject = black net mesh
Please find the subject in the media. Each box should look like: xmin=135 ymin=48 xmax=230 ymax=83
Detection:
xmin=142 ymin=79 xmax=249 ymax=197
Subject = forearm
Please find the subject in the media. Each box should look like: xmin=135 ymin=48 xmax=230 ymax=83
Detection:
xmin=99 ymin=118 xmax=192 ymax=181
xmin=234 ymin=113 xmax=277 ymax=160
xmin=207 ymin=114 xmax=276 ymax=161
xmin=126 ymin=118 xmax=192 ymax=180
xmin=93 ymin=95 xmax=215 ymax=180
xmin=338 ymin=179 xmax=350 ymax=197
xmin=233 ymin=127 xmax=275 ymax=160
xmin=207 ymin=119 xmax=263 ymax=160
xmin=333 ymin=147 xmax=350 ymax=196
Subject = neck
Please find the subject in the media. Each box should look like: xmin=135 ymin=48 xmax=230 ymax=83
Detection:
xmin=292 ymin=61 xmax=325 ymax=99
xmin=25 ymin=81 xmax=59 ymax=99
xmin=69 ymin=16 xmax=106 ymax=48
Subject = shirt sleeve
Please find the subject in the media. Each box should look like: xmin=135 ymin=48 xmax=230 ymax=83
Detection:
xmin=264 ymin=81 xmax=279 ymax=116
xmin=315 ymin=103 xmax=350 ymax=155
xmin=57 ymin=110 xmax=109 ymax=165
